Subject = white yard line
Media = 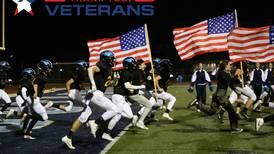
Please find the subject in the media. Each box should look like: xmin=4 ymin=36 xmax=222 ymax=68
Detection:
xmin=100 ymin=124 xmax=132 ymax=154
xmin=41 ymin=96 xmax=69 ymax=99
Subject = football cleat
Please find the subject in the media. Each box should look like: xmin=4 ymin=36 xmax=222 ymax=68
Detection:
xmin=231 ymin=128 xmax=243 ymax=134
xmin=102 ymin=133 xmax=114 ymax=141
xmin=136 ymin=121 xmax=148 ymax=130
xmin=87 ymin=120 xmax=98 ymax=138
xmin=6 ymin=109 xmax=14 ymax=118
xmin=24 ymin=135 xmax=36 ymax=140
xmin=255 ymin=118 xmax=264 ymax=132
xmin=62 ymin=136 xmax=75 ymax=150
xmin=162 ymin=113 xmax=174 ymax=121
xmin=45 ymin=101 xmax=54 ymax=109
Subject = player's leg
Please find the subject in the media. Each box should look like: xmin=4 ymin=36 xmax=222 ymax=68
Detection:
xmin=87 ymin=91 xmax=121 ymax=139
xmin=219 ymin=93 xmax=242 ymax=133
xmin=99 ymin=94 xmax=126 ymax=141
xmin=33 ymin=98 xmax=48 ymax=121
xmin=128 ymin=94 xmax=152 ymax=129
xmin=0 ymin=89 xmax=12 ymax=114
xmin=158 ymin=91 xmax=176 ymax=121
xmin=201 ymin=85 xmax=207 ymax=105
xmin=87 ymin=91 xmax=120 ymax=132
xmin=62 ymin=104 xmax=92 ymax=150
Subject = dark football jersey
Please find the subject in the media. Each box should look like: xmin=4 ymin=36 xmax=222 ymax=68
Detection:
xmin=17 ymin=79 xmax=34 ymax=98
xmin=69 ymin=70 xmax=85 ymax=90
xmin=94 ymin=61 xmax=113 ymax=93
xmin=33 ymin=73 xmax=47 ymax=97
xmin=157 ymin=69 xmax=170 ymax=91
xmin=114 ymin=69 xmax=143 ymax=96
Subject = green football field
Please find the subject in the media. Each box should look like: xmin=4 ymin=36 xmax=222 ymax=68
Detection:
xmin=108 ymin=85 xmax=274 ymax=154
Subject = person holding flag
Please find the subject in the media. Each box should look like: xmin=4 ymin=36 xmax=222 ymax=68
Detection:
xmin=198 ymin=62 xmax=243 ymax=133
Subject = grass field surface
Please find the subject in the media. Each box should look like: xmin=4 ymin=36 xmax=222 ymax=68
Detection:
xmin=108 ymin=85 xmax=274 ymax=154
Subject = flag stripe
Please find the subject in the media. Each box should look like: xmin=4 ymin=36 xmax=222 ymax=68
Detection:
xmin=89 ymin=46 xmax=148 ymax=59
xmin=173 ymin=21 xmax=208 ymax=39
xmin=228 ymin=26 xmax=274 ymax=62
xmin=179 ymin=48 xmax=228 ymax=60
xmin=178 ymin=42 xmax=228 ymax=56
xmin=228 ymin=36 xmax=268 ymax=43
xmin=176 ymin=33 xmax=228 ymax=50
xmin=89 ymin=48 xmax=149 ymax=62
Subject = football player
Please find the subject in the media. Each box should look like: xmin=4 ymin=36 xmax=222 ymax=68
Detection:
xmin=228 ymin=63 xmax=256 ymax=120
xmin=47 ymin=60 xmax=88 ymax=112
xmin=6 ymin=68 xmax=36 ymax=119
xmin=62 ymin=50 xmax=120 ymax=149
xmin=112 ymin=57 xmax=152 ymax=130
xmin=136 ymin=59 xmax=159 ymax=123
xmin=154 ymin=59 xmax=177 ymax=121
xmin=199 ymin=62 xmax=242 ymax=133
xmin=0 ymin=61 xmax=12 ymax=117
xmin=20 ymin=59 xmax=54 ymax=139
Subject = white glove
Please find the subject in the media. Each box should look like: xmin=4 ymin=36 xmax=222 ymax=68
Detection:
xmin=140 ymin=85 xmax=146 ymax=89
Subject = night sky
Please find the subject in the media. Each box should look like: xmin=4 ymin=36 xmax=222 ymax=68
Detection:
xmin=1 ymin=0 xmax=274 ymax=77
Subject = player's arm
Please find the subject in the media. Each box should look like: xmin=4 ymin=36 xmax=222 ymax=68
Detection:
xmin=190 ymin=71 xmax=197 ymax=86
xmin=43 ymin=88 xmax=56 ymax=93
xmin=123 ymin=71 xmax=145 ymax=91
xmin=124 ymin=82 xmax=145 ymax=90
xmin=21 ymin=87 xmax=28 ymax=100
xmin=249 ymin=70 xmax=254 ymax=83
xmin=33 ymin=84 xmax=38 ymax=98
xmin=66 ymin=78 xmax=74 ymax=93
xmin=88 ymin=66 xmax=100 ymax=90
xmin=155 ymin=75 xmax=163 ymax=91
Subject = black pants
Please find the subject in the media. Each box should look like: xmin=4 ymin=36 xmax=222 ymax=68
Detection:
xmin=200 ymin=89 xmax=239 ymax=129
xmin=196 ymin=85 xmax=206 ymax=104
xmin=253 ymin=85 xmax=262 ymax=102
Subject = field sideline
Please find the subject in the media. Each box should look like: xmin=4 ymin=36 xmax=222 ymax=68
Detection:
xmin=107 ymin=85 xmax=274 ymax=154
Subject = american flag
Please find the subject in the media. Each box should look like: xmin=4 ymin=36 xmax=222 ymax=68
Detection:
xmin=228 ymin=26 xmax=274 ymax=62
xmin=87 ymin=26 xmax=150 ymax=70
xmin=173 ymin=12 xmax=236 ymax=60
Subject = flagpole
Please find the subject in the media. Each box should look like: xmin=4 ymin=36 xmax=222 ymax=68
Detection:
xmin=144 ymin=24 xmax=158 ymax=100
xmin=234 ymin=9 xmax=244 ymax=87
xmin=0 ymin=0 xmax=5 ymax=51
